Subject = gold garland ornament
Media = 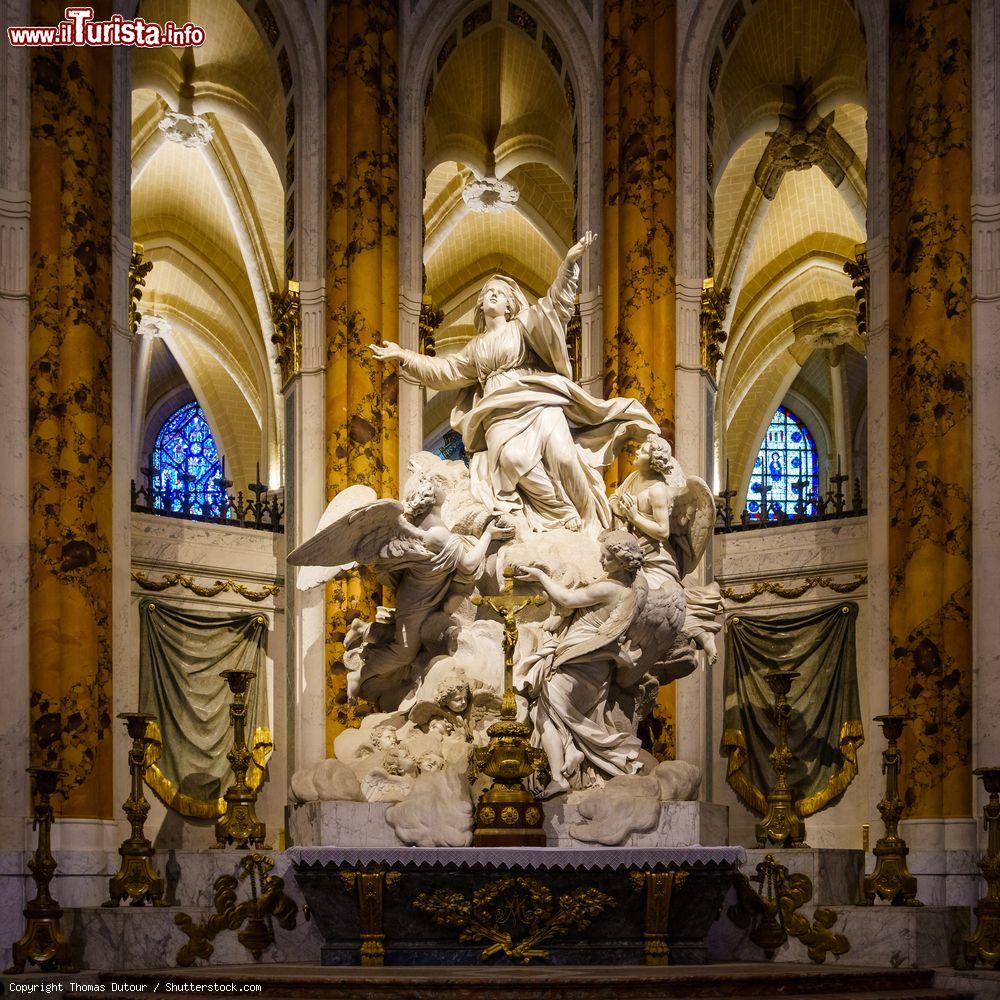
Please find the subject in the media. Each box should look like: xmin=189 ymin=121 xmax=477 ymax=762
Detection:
xmin=143 ymin=720 xmax=273 ymax=820
xmin=721 ymin=574 xmax=867 ymax=603
xmin=131 ymin=571 xmax=280 ymax=603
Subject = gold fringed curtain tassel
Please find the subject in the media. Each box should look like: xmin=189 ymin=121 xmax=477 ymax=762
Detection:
xmin=28 ymin=0 xmax=115 ymax=817
xmin=325 ymin=0 xmax=400 ymax=754
xmin=887 ymin=0 xmax=973 ymax=820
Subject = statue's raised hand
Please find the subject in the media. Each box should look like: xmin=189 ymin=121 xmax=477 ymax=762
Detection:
xmin=371 ymin=341 xmax=404 ymax=363
xmin=565 ymin=230 xmax=597 ymax=265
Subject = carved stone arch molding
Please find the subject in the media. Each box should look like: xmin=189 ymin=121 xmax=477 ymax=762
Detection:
xmin=236 ymin=0 xmax=325 ymax=290
xmin=675 ymin=0 xmax=887 ymax=288
xmin=397 ymin=0 xmax=604 ymax=468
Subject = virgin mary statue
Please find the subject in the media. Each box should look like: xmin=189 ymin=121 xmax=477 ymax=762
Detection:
xmin=371 ymin=231 xmax=658 ymax=533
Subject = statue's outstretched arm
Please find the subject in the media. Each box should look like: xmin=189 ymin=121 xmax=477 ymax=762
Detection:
xmin=370 ymin=341 xmax=478 ymax=390
xmin=540 ymin=230 xmax=597 ymax=326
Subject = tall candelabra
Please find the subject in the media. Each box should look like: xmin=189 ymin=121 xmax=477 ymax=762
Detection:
xmin=107 ymin=713 xmax=164 ymax=906
xmin=215 ymin=669 xmax=267 ymax=848
xmin=7 ymin=767 xmax=75 ymax=973
xmin=863 ymin=714 xmax=920 ymax=906
xmin=470 ymin=569 xmax=548 ymax=847
xmin=963 ymin=767 xmax=1000 ymax=967
xmin=756 ymin=670 xmax=807 ymax=848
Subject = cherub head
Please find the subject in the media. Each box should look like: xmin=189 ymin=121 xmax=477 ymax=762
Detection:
xmin=370 ymin=723 xmax=400 ymax=752
xmin=435 ymin=672 xmax=471 ymax=715
xmin=427 ymin=717 xmax=455 ymax=738
xmin=599 ymin=530 xmax=644 ymax=579
xmin=637 ymin=434 xmax=674 ymax=478
xmin=418 ymin=752 xmax=445 ymax=773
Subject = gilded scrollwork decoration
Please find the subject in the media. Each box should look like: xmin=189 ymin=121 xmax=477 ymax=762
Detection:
xmin=175 ymin=853 xmax=297 ymax=966
xmin=727 ymin=855 xmax=849 ymax=965
xmin=129 ymin=242 xmax=154 ymax=337
xmin=413 ymin=876 xmax=615 ymax=963
xmin=270 ymin=280 xmax=301 ymax=384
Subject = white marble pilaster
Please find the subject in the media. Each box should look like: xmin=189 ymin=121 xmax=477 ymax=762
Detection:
xmin=287 ymin=278 xmax=327 ymax=776
xmin=398 ymin=287 xmax=423 ymax=469
xmin=972 ymin=0 xmax=1000 ymax=848
xmin=673 ymin=273 xmax=716 ymax=795
xmin=0 ymin=0 xmax=31 ymax=847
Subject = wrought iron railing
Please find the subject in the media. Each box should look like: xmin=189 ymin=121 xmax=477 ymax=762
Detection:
xmin=714 ymin=457 xmax=866 ymax=534
xmin=131 ymin=458 xmax=284 ymax=533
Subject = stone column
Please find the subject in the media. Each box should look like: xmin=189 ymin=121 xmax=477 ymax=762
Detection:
xmin=0 ymin=0 xmax=32 ymax=845
xmin=27 ymin=0 xmax=117 ymax=819
xmin=602 ymin=0 xmax=676 ymax=462
xmin=603 ymin=0 xmax=677 ymax=757
xmin=972 ymin=0 xmax=1000 ymax=842
xmin=887 ymin=0 xmax=975 ymax=844
xmin=325 ymin=0 xmax=400 ymax=754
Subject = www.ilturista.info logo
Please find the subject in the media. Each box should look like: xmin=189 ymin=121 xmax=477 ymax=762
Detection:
xmin=7 ymin=6 xmax=205 ymax=47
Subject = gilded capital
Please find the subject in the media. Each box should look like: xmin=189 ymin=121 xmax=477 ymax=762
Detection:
xmin=270 ymin=280 xmax=301 ymax=385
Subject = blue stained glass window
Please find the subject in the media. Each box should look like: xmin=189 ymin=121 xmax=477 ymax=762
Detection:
xmin=152 ymin=401 xmax=224 ymax=514
xmin=745 ymin=406 xmax=819 ymax=519
xmin=434 ymin=430 xmax=469 ymax=465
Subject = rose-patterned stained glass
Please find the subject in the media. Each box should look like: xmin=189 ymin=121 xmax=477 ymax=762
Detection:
xmin=746 ymin=405 xmax=819 ymax=519
xmin=152 ymin=401 xmax=224 ymax=514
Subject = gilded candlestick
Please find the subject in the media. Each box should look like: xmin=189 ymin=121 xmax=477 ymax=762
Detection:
xmin=7 ymin=767 xmax=75 ymax=973
xmin=962 ymin=767 xmax=1000 ymax=966
xmin=107 ymin=713 xmax=164 ymax=906
xmin=470 ymin=569 xmax=548 ymax=846
xmin=863 ymin=714 xmax=921 ymax=906
xmin=756 ymin=670 xmax=807 ymax=848
xmin=215 ymin=669 xmax=267 ymax=848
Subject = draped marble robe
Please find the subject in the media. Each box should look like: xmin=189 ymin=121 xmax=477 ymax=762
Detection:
xmin=397 ymin=264 xmax=658 ymax=533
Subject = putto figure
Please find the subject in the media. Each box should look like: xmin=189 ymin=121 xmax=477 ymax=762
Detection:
xmin=371 ymin=231 xmax=658 ymax=534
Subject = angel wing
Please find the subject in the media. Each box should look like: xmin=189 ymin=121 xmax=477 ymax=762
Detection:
xmin=617 ymin=580 xmax=689 ymax=690
xmin=668 ymin=475 xmax=716 ymax=580
xmin=287 ymin=485 xmax=412 ymax=590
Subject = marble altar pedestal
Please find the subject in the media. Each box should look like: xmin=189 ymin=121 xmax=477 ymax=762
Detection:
xmin=288 ymin=845 xmax=745 ymax=967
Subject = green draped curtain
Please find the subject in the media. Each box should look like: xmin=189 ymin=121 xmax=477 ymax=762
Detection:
xmin=720 ymin=602 xmax=864 ymax=818
xmin=138 ymin=600 xmax=270 ymax=819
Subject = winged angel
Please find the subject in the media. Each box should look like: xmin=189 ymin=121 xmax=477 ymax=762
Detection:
xmin=287 ymin=474 xmax=512 ymax=707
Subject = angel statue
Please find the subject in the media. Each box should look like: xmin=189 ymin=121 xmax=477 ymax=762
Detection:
xmin=371 ymin=231 xmax=659 ymax=534
xmin=287 ymin=474 xmax=513 ymax=707
xmin=609 ymin=434 xmax=722 ymax=660
xmin=512 ymin=532 xmax=692 ymax=797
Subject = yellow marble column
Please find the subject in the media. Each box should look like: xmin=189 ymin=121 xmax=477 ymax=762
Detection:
xmin=325 ymin=0 xmax=400 ymax=752
xmin=602 ymin=0 xmax=676 ymax=479
xmin=602 ymin=0 xmax=677 ymax=755
xmin=888 ymin=0 xmax=973 ymax=820
xmin=28 ymin=0 xmax=115 ymax=817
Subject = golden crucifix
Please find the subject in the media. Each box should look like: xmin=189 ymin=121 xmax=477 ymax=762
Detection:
xmin=472 ymin=567 xmax=547 ymax=719
xmin=470 ymin=567 xmax=548 ymax=846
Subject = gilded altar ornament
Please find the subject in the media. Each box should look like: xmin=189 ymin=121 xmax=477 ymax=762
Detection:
xmin=962 ymin=767 xmax=1000 ymax=968
xmin=756 ymin=670 xmax=807 ymax=848
xmin=863 ymin=714 xmax=921 ymax=906
xmin=727 ymin=854 xmax=849 ymax=965
xmin=413 ymin=876 xmax=615 ymax=963
xmin=7 ymin=768 xmax=76 ymax=974
xmin=106 ymin=713 xmax=164 ymax=907
xmin=629 ymin=870 xmax=689 ymax=965
xmin=469 ymin=569 xmax=548 ymax=846
xmin=175 ymin=853 xmax=298 ymax=966
xmin=131 ymin=570 xmax=280 ymax=603
xmin=338 ymin=868 xmax=401 ymax=966
xmin=215 ymin=669 xmax=268 ymax=849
